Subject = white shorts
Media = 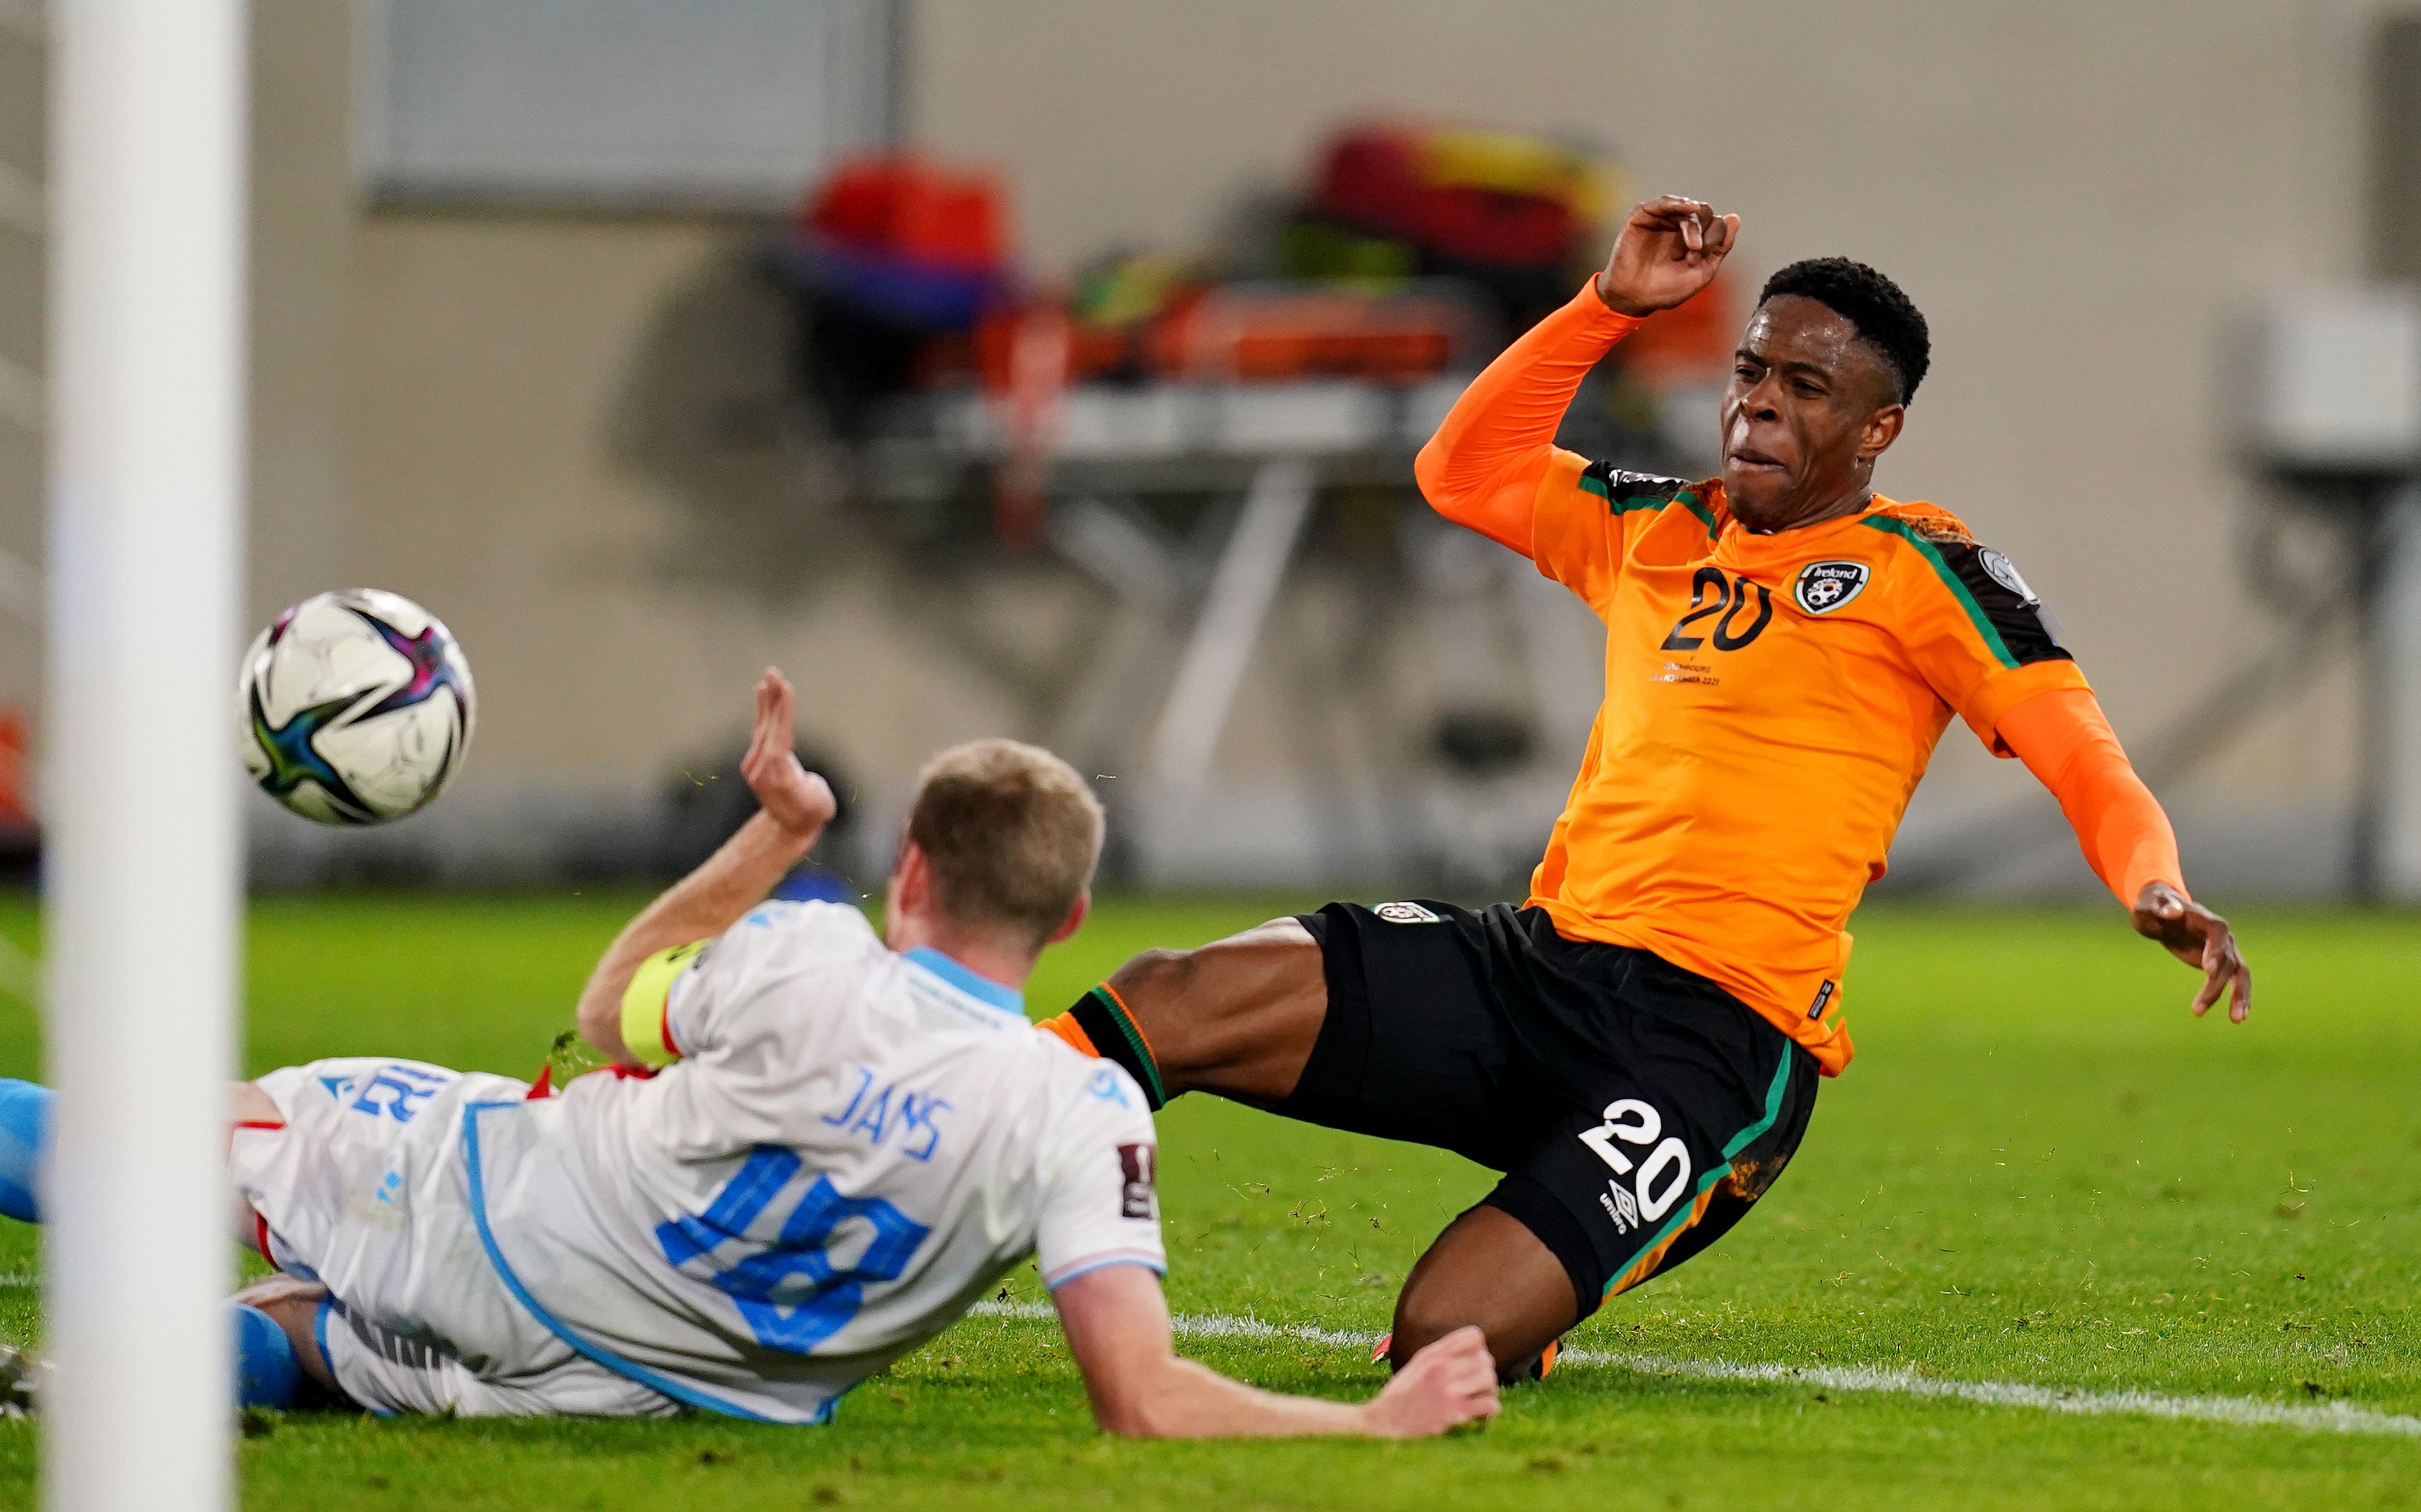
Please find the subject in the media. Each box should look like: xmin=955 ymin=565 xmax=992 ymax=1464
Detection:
xmin=230 ymin=1057 xmax=679 ymax=1420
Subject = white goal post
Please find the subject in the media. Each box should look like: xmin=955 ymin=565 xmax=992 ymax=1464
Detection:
xmin=44 ymin=1 xmax=248 ymax=1509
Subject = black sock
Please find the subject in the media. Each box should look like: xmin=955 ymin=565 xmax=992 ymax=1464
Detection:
xmin=1066 ymin=984 xmax=1166 ymax=1111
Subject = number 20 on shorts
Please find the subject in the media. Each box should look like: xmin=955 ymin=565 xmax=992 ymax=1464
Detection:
xmin=1579 ymin=1099 xmax=1693 ymax=1225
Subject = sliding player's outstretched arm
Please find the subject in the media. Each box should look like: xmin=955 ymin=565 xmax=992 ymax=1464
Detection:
xmin=1053 ymin=1264 xmax=1498 ymax=1438
xmin=1999 ymin=689 xmax=2252 ymax=1021
xmin=1414 ymin=195 xmax=1737 ymax=554
xmin=576 ymin=669 xmax=837 ymax=1063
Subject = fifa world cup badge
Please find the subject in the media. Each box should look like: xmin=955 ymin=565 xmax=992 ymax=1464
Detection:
xmin=1117 ymin=1144 xmax=1158 ymax=1219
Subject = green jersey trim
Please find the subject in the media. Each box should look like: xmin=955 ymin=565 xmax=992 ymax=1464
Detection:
xmin=1576 ymin=467 xmax=1720 ymax=537
xmin=1856 ymin=514 xmax=2020 ymax=670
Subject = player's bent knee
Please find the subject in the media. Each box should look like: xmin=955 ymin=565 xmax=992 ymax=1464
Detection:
xmin=232 ymin=1277 xmax=341 ymax=1396
xmin=1390 ymin=1286 xmax=1570 ymax=1382
xmin=1390 ymin=1266 xmax=1532 ymax=1370
xmin=1386 ymin=1287 xmax=1471 ymax=1370
xmin=1390 ymin=1206 xmax=1580 ymax=1375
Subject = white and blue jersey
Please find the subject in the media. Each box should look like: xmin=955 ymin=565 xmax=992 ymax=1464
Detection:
xmin=229 ymin=902 xmax=1163 ymax=1422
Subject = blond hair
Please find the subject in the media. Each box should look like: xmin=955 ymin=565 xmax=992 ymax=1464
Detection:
xmin=906 ymin=739 xmax=1103 ymax=946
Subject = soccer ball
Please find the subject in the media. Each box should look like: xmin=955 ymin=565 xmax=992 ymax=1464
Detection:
xmin=237 ymin=588 xmax=475 ymax=826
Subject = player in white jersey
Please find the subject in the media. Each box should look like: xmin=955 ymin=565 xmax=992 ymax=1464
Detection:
xmin=0 ymin=670 xmax=1497 ymax=1437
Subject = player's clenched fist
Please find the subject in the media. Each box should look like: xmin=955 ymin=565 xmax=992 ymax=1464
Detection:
xmin=1595 ymin=195 xmax=1739 ymax=317
xmin=1360 ymin=1325 xmax=1501 ymax=1437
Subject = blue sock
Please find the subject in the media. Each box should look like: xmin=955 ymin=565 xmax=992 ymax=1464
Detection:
xmin=0 ymin=1086 xmax=306 ymax=1408
xmin=0 ymin=1079 xmax=49 ymax=1224
xmin=233 ymin=1304 xmax=302 ymax=1409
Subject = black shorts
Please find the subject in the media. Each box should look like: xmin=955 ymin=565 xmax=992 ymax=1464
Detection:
xmin=1283 ymin=900 xmax=1818 ymax=1318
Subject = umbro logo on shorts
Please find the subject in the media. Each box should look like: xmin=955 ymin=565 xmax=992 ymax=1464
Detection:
xmin=1578 ymin=1098 xmax=1692 ymax=1236
xmin=1793 ymin=560 xmax=1871 ymax=616
xmin=1372 ymin=901 xmax=1441 ymax=924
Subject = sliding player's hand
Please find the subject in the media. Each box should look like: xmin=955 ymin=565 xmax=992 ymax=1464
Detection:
xmin=2132 ymin=882 xmax=2250 ymax=1023
xmin=1595 ymin=195 xmax=1739 ymax=317
xmin=740 ymin=667 xmax=837 ymax=838
xmin=1360 ymin=1325 xmax=1500 ymax=1437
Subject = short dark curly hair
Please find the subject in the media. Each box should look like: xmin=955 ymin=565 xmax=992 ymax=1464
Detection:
xmin=1758 ymin=257 xmax=1930 ymax=404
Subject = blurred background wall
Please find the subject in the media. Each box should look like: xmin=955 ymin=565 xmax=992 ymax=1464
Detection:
xmin=3 ymin=0 xmax=2416 ymax=896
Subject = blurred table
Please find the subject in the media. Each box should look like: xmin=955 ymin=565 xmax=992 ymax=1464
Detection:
xmin=856 ymin=378 xmax=1469 ymax=791
xmin=860 ymin=376 xmax=1464 ymax=496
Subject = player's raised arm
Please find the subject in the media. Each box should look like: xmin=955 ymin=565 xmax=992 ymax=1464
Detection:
xmin=1051 ymin=1264 xmax=1498 ymax=1439
xmin=1997 ymin=688 xmax=2251 ymax=1023
xmin=1414 ymin=196 xmax=1737 ymax=556
xmin=574 ymin=669 xmax=837 ymax=1064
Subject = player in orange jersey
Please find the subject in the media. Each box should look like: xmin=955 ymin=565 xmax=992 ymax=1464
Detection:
xmin=1038 ymin=196 xmax=2252 ymax=1381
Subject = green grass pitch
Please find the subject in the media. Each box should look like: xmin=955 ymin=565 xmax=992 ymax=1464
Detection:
xmin=0 ymin=892 xmax=2413 ymax=1509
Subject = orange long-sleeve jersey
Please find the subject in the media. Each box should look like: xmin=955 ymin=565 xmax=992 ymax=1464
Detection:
xmin=1416 ymin=280 xmax=2185 ymax=1075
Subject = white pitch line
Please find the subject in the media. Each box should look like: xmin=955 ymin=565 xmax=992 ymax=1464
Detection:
xmin=1553 ymin=1347 xmax=2421 ymax=1439
xmin=964 ymin=1302 xmax=2421 ymax=1439
xmin=973 ymin=1300 xmax=1373 ymax=1351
